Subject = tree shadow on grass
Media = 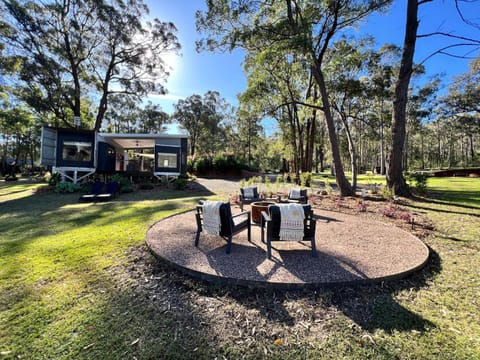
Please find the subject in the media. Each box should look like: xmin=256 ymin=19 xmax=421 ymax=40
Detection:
xmin=144 ymin=246 xmax=441 ymax=338
xmin=0 ymin=181 xmax=214 ymax=215
xmin=330 ymin=249 xmax=441 ymax=333
xmin=409 ymin=192 xmax=480 ymax=214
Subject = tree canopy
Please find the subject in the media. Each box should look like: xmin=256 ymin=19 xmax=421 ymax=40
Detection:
xmin=0 ymin=0 xmax=180 ymax=130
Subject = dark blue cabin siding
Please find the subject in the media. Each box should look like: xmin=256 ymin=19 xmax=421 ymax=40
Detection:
xmin=155 ymin=145 xmax=181 ymax=173
xmin=181 ymin=138 xmax=188 ymax=174
xmin=56 ymin=130 xmax=95 ymax=168
xmin=97 ymin=142 xmax=116 ymax=173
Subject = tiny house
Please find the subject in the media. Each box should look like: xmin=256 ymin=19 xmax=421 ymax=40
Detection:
xmin=40 ymin=124 xmax=189 ymax=183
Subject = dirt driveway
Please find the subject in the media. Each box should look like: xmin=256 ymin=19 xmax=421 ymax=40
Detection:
xmin=193 ymin=177 xmax=241 ymax=196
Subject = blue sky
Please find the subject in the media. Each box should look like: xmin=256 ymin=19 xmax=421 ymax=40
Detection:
xmin=145 ymin=0 xmax=479 ymax=128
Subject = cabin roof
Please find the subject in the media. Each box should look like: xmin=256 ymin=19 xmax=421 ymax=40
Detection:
xmin=98 ymin=123 xmax=189 ymax=149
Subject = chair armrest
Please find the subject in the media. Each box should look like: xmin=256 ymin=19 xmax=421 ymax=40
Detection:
xmin=261 ymin=211 xmax=271 ymax=222
xmin=232 ymin=210 xmax=251 ymax=226
xmin=232 ymin=210 xmax=250 ymax=219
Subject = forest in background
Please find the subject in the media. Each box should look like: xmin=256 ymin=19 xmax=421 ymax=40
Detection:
xmin=0 ymin=0 xmax=479 ymax=196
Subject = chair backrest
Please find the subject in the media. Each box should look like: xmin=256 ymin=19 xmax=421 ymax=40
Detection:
xmin=240 ymin=186 xmax=258 ymax=199
xmin=268 ymin=204 xmax=311 ymax=238
xmin=105 ymin=181 xmax=119 ymax=194
xmin=288 ymin=188 xmax=307 ymax=200
xmin=91 ymin=181 xmax=105 ymax=195
xmin=218 ymin=202 xmax=234 ymax=236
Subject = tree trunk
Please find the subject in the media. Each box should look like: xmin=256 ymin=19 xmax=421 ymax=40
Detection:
xmin=95 ymin=93 xmax=108 ymax=131
xmin=305 ymin=112 xmax=316 ymax=172
xmin=342 ymin=115 xmax=358 ymax=191
xmin=311 ymin=67 xmax=354 ymax=196
xmin=386 ymin=0 xmax=418 ymax=197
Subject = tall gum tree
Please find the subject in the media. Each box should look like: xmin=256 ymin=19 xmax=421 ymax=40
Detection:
xmin=197 ymin=0 xmax=391 ymax=196
xmin=387 ymin=0 xmax=480 ymax=196
xmin=0 ymin=0 xmax=180 ymax=130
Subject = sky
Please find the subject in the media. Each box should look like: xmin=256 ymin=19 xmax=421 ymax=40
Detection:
xmin=144 ymin=0 xmax=479 ymax=133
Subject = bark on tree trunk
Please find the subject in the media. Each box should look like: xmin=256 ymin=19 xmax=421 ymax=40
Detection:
xmin=311 ymin=67 xmax=354 ymax=196
xmin=342 ymin=115 xmax=358 ymax=191
xmin=386 ymin=0 xmax=419 ymax=197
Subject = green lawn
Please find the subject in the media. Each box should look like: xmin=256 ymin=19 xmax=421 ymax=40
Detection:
xmin=1 ymin=178 xmax=479 ymax=359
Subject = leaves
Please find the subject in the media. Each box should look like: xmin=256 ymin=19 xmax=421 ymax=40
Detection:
xmin=0 ymin=0 xmax=180 ymax=130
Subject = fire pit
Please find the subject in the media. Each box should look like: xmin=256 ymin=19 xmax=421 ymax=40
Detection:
xmin=250 ymin=201 xmax=276 ymax=224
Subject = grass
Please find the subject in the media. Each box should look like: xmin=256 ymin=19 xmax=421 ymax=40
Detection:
xmin=1 ymin=177 xmax=480 ymax=359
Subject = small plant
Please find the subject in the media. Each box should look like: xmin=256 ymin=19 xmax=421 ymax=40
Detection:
xmin=380 ymin=205 xmax=413 ymax=224
xmin=324 ymin=181 xmax=333 ymax=195
xmin=381 ymin=184 xmax=394 ymax=200
xmin=264 ymin=176 xmax=271 ymax=194
xmin=276 ymin=174 xmax=283 ymax=186
xmin=409 ymin=172 xmax=429 ymax=195
xmin=173 ymin=177 xmax=187 ymax=190
xmin=300 ymin=172 xmax=312 ymax=187
xmin=358 ymin=199 xmax=366 ymax=212
xmin=381 ymin=205 xmax=396 ymax=218
xmin=290 ymin=173 xmax=299 ymax=185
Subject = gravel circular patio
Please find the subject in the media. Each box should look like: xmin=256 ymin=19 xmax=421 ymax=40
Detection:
xmin=146 ymin=206 xmax=430 ymax=290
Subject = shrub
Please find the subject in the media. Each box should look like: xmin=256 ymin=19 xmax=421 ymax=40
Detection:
xmin=324 ymin=181 xmax=333 ymax=195
xmin=212 ymin=153 xmax=228 ymax=171
xmin=380 ymin=205 xmax=413 ymax=223
xmin=381 ymin=185 xmax=394 ymax=200
xmin=300 ymin=172 xmax=312 ymax=187
xmin=193 ymin=157 xmax=208 ymax=174
xmin=409 ymin=172 xmax=429 ymax=195
xmin=187 ymin=158 xmax=194 ymax=173
xmin=188 ymin=153 xmax=256 ymax=175
xmin=55 ymin=181 xmax=81 ymax=193
xmin=358 ymin=199 xmax=366 ymax=212
xmin=111 ymin=174 xmax=133 ymax=193
xmin=173 ymin=177 xmax=187 ymax=190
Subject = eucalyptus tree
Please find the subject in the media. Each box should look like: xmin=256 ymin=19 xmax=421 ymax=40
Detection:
xmin=0 ymin=0 xmax=179 ymax=130
xmin=174 ymin=91 xmax=229 ymax=156
xmin=387 ymin=0 xmax=480 ymax=195
xmin=235 ymin=102 xmax=264 ymax=166
xmin=438 ymin=56 xmax=480 ymax=165
xmin=0 ymin=102 xmax=37 ymax=170
xmin=241 ymin=47 xmax=318 ymax=176
xmin=103 ymin=95 xmax=140 ymax=133
xmin=443 ymin=55 xmax=480 ymax=116
xmin=362 ymin=44 xmax=400 ymax=174
xmin=405 ymin=77 xmax=440 ymax=170
xmin=326 ymin=38 xmax=375 ymax=190
xmin=138 ymin=102 xmax=170 ymax=134
xmin=197 ymin=0 xmax=391 ymax=196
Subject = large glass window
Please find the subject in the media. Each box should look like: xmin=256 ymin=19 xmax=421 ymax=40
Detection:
xmin=62 ymin=141 xmax=92 ymax=161
xmin=157 ymin=152 xmax=177 ymax=168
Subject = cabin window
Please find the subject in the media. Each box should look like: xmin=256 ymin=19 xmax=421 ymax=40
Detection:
xmin=62 ymin=141 xmax=92 ymax=162
xmin=157 ymin=152 xmax=177 ymax=168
